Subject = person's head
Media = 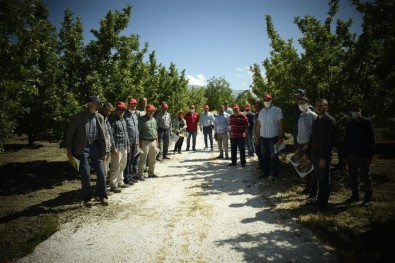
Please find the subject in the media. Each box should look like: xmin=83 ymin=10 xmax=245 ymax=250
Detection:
xmin=254 ymin=100 xmax=262 ymax=112
xmin=315 ymin=99 xmax=329 ymax=116
xmin=297 ymin=96 xmax=310 ymax=112
xmin=102 ymin=102 xmax=114 ymax=118
xmin=224 ymin=101 xmax=229 ymax=108
xmin=162 ymin=102 xmax=168 ymax=112
xmin=178 ymin=111 xmax=184 ymax=119
xmin=245 ymin=104 xmax=251 ymax=112
xmin=116 ymin=101 xmax=126 ymax=117
xmin=233 ymin=104 xmax=240 ymax=115
xmin=263 ymin=93 xmax=272 ymax=108
xmin=128 ymin=98 xmax=138 ymax=110
xmin=86 ymin=96 xmax=101 ymax=113
xmin=351 ymin=103 xmax=362 ymax=119
xmin=218 ymin=105 xmax=225 ymax=114
xmin=203 ymin=105 xmax=209 ymax=112
xmin=146 ymin=104 xmax=155 ymax=117
xmin=140 ymin=98 xmax=148 ymax=108
xmin=294 ymin=89 xmax=306 ymax=103
xmin=189 ymin=105 xmax=195 ymax=113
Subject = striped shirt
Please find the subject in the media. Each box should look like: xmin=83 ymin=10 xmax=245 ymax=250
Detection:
xmin=258 ymin=106 xmax=283 ymax=138
xmin=229 ymin=114 xmax=249 ymax=139
xmin=155 ymin=111 xmax=172 ymax=130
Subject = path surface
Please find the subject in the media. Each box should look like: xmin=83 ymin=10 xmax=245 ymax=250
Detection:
xmin=19 ymin=134 xmax=335 ymax=263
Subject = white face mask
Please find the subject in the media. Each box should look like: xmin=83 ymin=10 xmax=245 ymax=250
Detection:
xmin=263 ymin=101 xmax=271 ymax=108
xmin=351 ymin=112 xmax=361 ymax=119
xmin=190 ymin=109 xmax=195 ymax=113
xmin=298 ymin=103 xmax=309 ymax=112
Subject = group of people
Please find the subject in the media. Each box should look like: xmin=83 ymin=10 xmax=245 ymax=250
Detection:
xmin=66 ymin=91 xmax=376 ymax=214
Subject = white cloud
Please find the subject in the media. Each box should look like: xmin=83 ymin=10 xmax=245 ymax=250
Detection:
xmin=186 ymin=74 xmax=207 ymax=86
xmin=236 ymin=68 xmax=244 ymax=72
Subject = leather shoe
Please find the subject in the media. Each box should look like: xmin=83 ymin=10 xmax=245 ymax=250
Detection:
xmin=120 ymin=184 xmax=130 ymax=188
xmin=110 ymin=187 xmax=122 ymax=193
xmin=163 ymin=156 xmax=170 ymax=159
xmin=216 ymin=155 xmax=224 ymax=159
xmin=148 ymin=174 xmax=158 ymax=178
xmin=100 ymin=198 xmax=109 ymax=206
xmin=84 ymin=200 xmax=95 ymax=207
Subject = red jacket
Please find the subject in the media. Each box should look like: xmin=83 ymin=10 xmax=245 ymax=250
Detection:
xmin=185 ymin=112 xmax=200 ymax=132
xmin=229 ymin=113 xmax=249 ymax=138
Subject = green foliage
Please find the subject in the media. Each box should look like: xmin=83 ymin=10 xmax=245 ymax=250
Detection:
xmin=236 ymin=90 xmax=256 ymax=110
xmin=204 ymin=76 xmax=233 ymax=109
xmin=186 ymin=86 xmax=207 ymax=113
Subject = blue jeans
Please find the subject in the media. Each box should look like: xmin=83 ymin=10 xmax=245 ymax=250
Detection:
xmin=124 ymin=143 xmax=139 ymax=181
xmin=312 ymin=155 xmax=331 ymax=211
xmin=75 ymin=141 xmax=107 ymax=201
xmin=158 ymin=128 xmax=170 ymax=157
xmin=260 ymin=136 xmax=280 ymax=178
xmin=186 ymin=131 xmax=197 ymax=149
xmin=245 ymin=130 xmax=255 ymax=155
xmin=230 ymin=137 xmax=246 ymax=165
xmin=203 ymin=126 xmax=213 ymax=148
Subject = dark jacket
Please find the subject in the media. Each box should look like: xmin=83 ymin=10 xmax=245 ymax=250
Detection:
xmin=65 ymin=110 xmax=107 ymax=156
xmin=344 ymin=117 xmax=375 ymax=158
xmin=307 ymin=113 xmax=336 ymax=162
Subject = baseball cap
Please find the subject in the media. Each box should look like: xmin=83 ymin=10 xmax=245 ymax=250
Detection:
xmin=86 ymin=96 xmax=101 ymax=103
xmin=146 ymin=104 xmax=156 ymax=111
xmin=233 ymin=104 xmax=240 ymax=110
xmin=204 ymin=105 xmax=209 ymax=109
xmin=263 ymin=93 xmax=272 ymax=101
xmin=294 ymin=89 xmax=306 ymax=96
xmin=162 ymin=103 xmax=168 ymax=109
xmin=190 ymin=105 xmax=195 ymax=109
xmin=245 ymin=104 xmax=251 ymax=110
xmin=128 ymin=98 xmax=137 ymax=104
xmin=116 ymin=101 xmax=126 ymax=109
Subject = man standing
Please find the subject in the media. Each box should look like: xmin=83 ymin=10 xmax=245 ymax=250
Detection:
xmin=199 ymin=105 xmax=215 ymax=150
xmin=293 ymin=89 xmax=306 ymax=149
xmin=185 ymin=105 xmax=200 ymax=151
xmin=255 ymin=93 xmax=284 ymax=180
xmin=244 ymin=104 xmax=255 ymax=157
xmin=229 ymin=104 xmax=249 ymax=167
xmin=224 ymin=101 xmax=233 ymax=115
xmin=304 ymin=99 xmax=336 ymax=213
xmin=109 ymin=102 xmax=131 ymax=193
xmin=295 ymin=96 xmax=318 ymax=198
xmin=138 ymin=104 xmax=159 ymax=179
xmin=124 ymin=98 xmax=139 ymax=184
xmin=156 ymin=102 xmax=172 ymax=160
xmin=253 ymin=101 xmax=264 ymax=170
xmin=344 ymin=103 xmax=375 ymax=204
xmin=214 ymin=105 xmax=230 ymax=159
xmin=65 ymin=96 xmax=109 ymax=207
xmin=136 ymin=97 xmax=148 ymax=117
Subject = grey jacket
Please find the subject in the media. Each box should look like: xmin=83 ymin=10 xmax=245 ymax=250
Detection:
xmin=65 ymin=110 xmax=107 ymax=156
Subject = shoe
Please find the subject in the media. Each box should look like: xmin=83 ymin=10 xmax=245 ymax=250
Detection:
xmin=241 ymin=163 xmax=246 ymax=167
xmin=186 ymin=147 xmax=190 ymax=151
xmin=110 ymin=187 xmax=122 ymax=193
xmin=156 ymin=157 xmax=162 ymax=161
xmin=84 ymin=200 xmax=95 ymax=207
xmin=130 ymin=177 xmax=139 ymax=183
xmin=163 ymin=156 xmax=170 ymax=159
xmin=225 ymin=156 xmax=229 ymax=159
xmin=137 ymin=176 xmax=145 ymax=181
xmin=106 ymin=190 xmax=113 ymax=196
xmin=192 ymin=148 xmax=196 ymax=151
xmin=119 ymin=184 xmax=130 ymax=188
xmin=216 ymin=155 xmax=224 ymax=159
xmin=178 ymin=151 xmax=182 ymax=154
xmin=100 ymin=198 xmax=109 ymax=206
xmin=125 ymin=180 xmax=135 ymax=185
xmin=204 ymin=146 xmax=208 ymax=149
xmin=210 ymin=147 xmax=213 ymax=151
xmin=148 ymin=174 xmax=158 ymax=178
xmin=228 ymin=163 xmax=237 ymax=166
xmin=346 ymin=196 xmax=360 ymax=203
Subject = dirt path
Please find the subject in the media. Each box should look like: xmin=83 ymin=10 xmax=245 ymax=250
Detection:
xmin=19 ymin=134 xmax=336 ymax=263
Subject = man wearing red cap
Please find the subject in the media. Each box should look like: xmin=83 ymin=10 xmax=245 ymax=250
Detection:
xmin=123 ymin=98 xmax=140 ymax=184
xmin=66 ymin=96 xmax=109 ymax=206
xmin=184 ymin=104 xmax=200 ymax=151
xmin=137 ymin=104 xmax=159 ymax=179
xmin=155 ymin=102 xmax=172 ymax=160
xmin=109 ymin=101 xmax=131 ymax=193
xmin=253 ymin=100 xmax=264 ymax=170
xmin=244 ymin=104 xmax=255 ymax=157
xmin=229 ymin=104 xmax=249 ymax=167
xmin=255 ymin=93 xmax=284 ymax=180
xmin=199 ymin=105 xmax=215 ymax=150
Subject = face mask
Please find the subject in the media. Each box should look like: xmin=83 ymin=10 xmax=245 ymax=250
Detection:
xmin=351 ymin=112 xmax=361 ymax=119
xmin=298 ymin=103 xmax=308 ymax=112
xmin=190 ymin=109 xmax=195 ymax=113
xmin=263 ymin=101 xmax=271 ymax=108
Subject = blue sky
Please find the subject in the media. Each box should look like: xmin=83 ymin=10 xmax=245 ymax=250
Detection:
xmin=44 ymin=0 xmax=364 ymax=90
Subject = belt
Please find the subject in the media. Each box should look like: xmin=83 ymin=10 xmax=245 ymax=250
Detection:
xmin=86 ymin=139 xmax=100 ymax=145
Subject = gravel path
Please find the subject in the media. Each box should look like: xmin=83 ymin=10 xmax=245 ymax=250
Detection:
xmin=19 ymin=133 xmax=336 ymax=263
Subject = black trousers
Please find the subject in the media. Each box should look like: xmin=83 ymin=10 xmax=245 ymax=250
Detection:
xmin=230 ymin=137 xmax=246 ymax=165
xmin=174 ymin=136 xmax=184 ymax=152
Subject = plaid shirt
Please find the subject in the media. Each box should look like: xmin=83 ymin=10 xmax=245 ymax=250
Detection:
xmin=155 ymin=111 xmax=172 ymax=130
xmin=86 ymin=113 xmax=99 ymax=142
xmin=258 ymin=106 xmax=283 ymax=138
xmin=109 ymin=115 xmax=130 ymax=151
xmin=307 ymin=113 xmax=336 ymax=161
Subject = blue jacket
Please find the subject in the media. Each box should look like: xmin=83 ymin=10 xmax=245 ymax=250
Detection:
xmin=125 ymin=110 xmax=139 ymax=145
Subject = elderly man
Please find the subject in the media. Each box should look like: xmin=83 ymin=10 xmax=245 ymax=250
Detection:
xmin=138 ymin=104 xmax=159 ymax=179
xmin=136 ymin=97 xmax=148 ymax=117
xmin=156 ymin=102 xmax=172 ymax=160
xmin=255 ymin=93 xmax=284 ymax=180
xmin=65 ymin=96 xmax=108 ymax=207
xmin=185 ymin=105 xmax=200 ymax=151
xmin=229 ymin=104 xmax=249 ymax=167
xmin=214 ymin=105 xmax=230 ymax=159
xmin=124 ymin=98 xmax=139 ymax=185
xmin=199 ymin=105 xmax=215 ymax=150
xmin=109 ymin=102 xmax=130 ymax=193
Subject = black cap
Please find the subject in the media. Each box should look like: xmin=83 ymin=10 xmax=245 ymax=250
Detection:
xmin=294 ymin=89 xmax=306 ymax=96
xmin=86 ymin=96 xmax=101 ymax=103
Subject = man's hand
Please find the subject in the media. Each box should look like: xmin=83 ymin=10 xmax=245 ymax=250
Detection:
xmin=112 ymin=148 xmax=119 ymax=155
xmin=319 ymin=158 xmax=326 ymax=168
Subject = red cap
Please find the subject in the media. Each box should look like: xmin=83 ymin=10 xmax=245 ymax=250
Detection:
xmin=162 ymin=103 xmax=168 ymax=109
xmin=128 ymin=98 xmax=137 ymax=104
xmin=233 ymin=104 xmax=240 ymax=110
xmin=146 ymin=104 xmax=156 ymax=111
xmin=263 ymin=93 xmax=272 ymax=101
xmin=245 ymin=104 xmax=251 ymax=110
xmin=204 ymin=105 xmax=209 ymax=109
xmin=190 ymin=105 xmax=195 ymax=109
xmin=116 ymin=101 xmax=126 ymax=109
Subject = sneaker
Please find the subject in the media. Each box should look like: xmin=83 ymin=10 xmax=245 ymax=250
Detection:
xmin=84 ymin=200 xmax=95 ymax=207
xmin=148 ymin=174 xmax=158 ymax=178
xmin=100 ymin=198 xmax=109 ymax=206
xmin=216 ymin=155 xmax=224 ymax=159
xmin=110 ymin=187 xmax=122 ymax=193
xmin=119 ymin=184 xmax=130 ymax=188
